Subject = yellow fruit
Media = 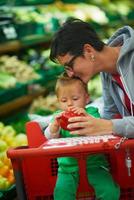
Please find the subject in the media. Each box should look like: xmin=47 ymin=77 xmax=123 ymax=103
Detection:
xmin=3 ymin=135 xmax=14 ymax=147
xmin=1 ymin=126 xmax=16 ymax=140
xmin=0 ymin=152 xmax=7 ymax=161
xmin=14 ymin=134 xmax=28 ymax=146
xmin=7 ymin=170 xmax=15 ymax=184
xmin=0 ymin=140 xmax=8 ymax=152
xmin=2 ymin=157 xmax=12 ymax=168
xmin=0 ymin=160 xmax=4 ymax=168
xmin=0 ymin=165 xmax=9 ymax=177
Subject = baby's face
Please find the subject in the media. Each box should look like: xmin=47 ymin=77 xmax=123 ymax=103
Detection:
xmin=57 ymin=82 xmax=89 ymax=111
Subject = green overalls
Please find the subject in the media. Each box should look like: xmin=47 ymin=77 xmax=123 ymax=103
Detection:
xmin=54 ymin=107 xmax=120 ymax=200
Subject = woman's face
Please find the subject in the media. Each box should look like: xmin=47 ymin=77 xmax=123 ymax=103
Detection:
xmin=57 ymin=52 xmax=96 ymax=84
xmin=57 ymin=82 xmax=89 ymax=111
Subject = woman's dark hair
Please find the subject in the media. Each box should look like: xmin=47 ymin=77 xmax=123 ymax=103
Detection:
xmin=50 ymin=18 xmax=105 ymax=62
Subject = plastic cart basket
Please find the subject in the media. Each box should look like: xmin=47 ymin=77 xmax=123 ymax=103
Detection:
xmin=7 ymin=122 xmax=134 ymax=200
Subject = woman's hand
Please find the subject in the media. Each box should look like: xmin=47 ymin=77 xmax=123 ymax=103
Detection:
xmin=67 ymin=115 xmax=113 ymax=136
xmin=68 ymin=106 xmax=87 ymax=116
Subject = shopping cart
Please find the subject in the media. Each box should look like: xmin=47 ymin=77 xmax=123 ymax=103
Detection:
xmin=7 ymin=121 xmax=134 ymax=200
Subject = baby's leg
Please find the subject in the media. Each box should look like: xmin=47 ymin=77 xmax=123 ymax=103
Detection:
xmin=54 ymin=171 xmax=79 ymax=200
xmin=87 ymin=167 xmax=120 ymax=200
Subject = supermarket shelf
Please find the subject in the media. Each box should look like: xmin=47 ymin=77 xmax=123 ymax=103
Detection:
xmin=21 ymin=34 xmax=52 ymax=47
xmin=0 ymin=84 xmax=27 ymax=105
xmin=0 ymin=40 xmax=21 ymax=54
xmin=0 ymin=35 xmax=52 ymax=54
xmin=0 ymin=88 xmax=46 ymax=117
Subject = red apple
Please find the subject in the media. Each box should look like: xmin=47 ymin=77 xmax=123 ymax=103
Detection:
xmin=57 ymin=110 xmax=84 ymax=131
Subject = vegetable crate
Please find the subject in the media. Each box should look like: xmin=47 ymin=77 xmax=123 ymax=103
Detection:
xmin=7 ymin=122 xmax=134 ymax=200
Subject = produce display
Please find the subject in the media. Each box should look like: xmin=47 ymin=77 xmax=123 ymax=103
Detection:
xmin=10 ymin=1 xmax=134 ymax=43
xmin=20 ymin=48 xmax=61 ymax=71
xmin=0 ymin=73 xmax=16 ymax=89
xmin=0 ymin=122 xmax=27 ymax=190
xmin=0 ymin=55 xmax=40 ymax=84
xmin=12 ymin=2 xmax=108 ymax=33
xmin=29 ymin=94 xmax=59 ymax=115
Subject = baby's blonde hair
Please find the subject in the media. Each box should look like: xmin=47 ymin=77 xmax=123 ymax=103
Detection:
xmin=55 ymin=72 xmax=88 ymax=97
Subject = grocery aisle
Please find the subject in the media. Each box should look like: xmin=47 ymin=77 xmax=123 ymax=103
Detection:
xmin=1 ymin=0 xmax=134 ymax=199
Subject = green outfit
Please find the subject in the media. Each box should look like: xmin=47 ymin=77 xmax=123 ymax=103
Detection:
xmin=53 ymin=107 xmax=120 ymax=200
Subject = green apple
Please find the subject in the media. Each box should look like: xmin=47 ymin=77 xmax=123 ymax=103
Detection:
xmin=14 ymin=133 xmax=27 ymax=146
xmin=0 ymin=177 xmax=10 ymax=189
xmin=4 ymin=179 xmax=11 ymax=189
xmin=0 ymin=176 xmax=7 ymax=189
xmin=0 ymin=152 xmax=7 ymax=162
xmin=0 ymin=140 xmax=8 ymax=152
xmin=3 ymin=135 xmax=15 ymax=147
xmin=1 ymin=126 xmax=16 ymax=140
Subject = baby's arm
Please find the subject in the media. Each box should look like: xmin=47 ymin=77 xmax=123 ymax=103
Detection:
xmin=44 ymin=114 xmax=62 ymax=139
xmin=45 ymin=124 xmax=60 ymax=139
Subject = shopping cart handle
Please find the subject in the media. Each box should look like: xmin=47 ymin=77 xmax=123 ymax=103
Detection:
xmin=26 ymin=121 xmax=47 ymax=148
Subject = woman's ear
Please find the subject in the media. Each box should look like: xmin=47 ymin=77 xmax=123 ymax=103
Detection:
xmin=83 ymin=44 xmax=95 ymax=60
xmin=83 ymin=44 xmax=94 ymax=53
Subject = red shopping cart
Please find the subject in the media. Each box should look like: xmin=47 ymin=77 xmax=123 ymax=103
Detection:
xmin=7 ymin=121 xmax=134 ymax=200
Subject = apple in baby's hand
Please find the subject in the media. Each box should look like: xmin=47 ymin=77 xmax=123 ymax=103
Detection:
xmin=57 ymin=110 xmax=84 ymax=131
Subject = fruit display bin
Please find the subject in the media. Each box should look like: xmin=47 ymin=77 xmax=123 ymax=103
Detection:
xmin=0 ymin=67 xmax=63 ymax=106
xmin=0 ymin=83 xmax=27 ymax=105
xmin=7 ymin=122 xmax=134 ymax=200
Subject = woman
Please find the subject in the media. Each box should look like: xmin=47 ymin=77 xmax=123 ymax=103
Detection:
xmin=50 ymin=18 xmax=134 ymax=138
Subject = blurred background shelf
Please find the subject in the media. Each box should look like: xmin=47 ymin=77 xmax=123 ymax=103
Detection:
xmin=0 ymin=40 xmax=21 ymax=54
xmin=0 ymin=89 xmax=46 ymax=117
xmin=0 ymin=36 xmax=52 ymax=54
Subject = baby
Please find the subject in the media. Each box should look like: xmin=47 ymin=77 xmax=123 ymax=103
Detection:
xmin=45 ymin=73 xmax=120 ymax=200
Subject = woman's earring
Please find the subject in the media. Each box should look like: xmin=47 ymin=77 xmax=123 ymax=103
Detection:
xmin=91 ymin=55 xmax=95 ymax=62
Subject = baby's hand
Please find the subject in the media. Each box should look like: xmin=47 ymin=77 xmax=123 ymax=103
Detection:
xmin=49 ymin=112 xmax=63 ymax=134
xmin=68 ymin=106 xmax=87 ymax=116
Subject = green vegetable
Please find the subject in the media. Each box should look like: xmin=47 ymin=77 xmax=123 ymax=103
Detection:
xmin=0 ymin=73 xmax=16 ymax=89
